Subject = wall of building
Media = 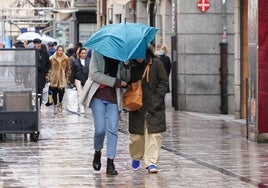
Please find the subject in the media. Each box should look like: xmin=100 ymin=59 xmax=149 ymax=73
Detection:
xmin=109 ymin=0 xmax=236 ymax=114
xmin=172 ymin=0 xmax=235 ymax=114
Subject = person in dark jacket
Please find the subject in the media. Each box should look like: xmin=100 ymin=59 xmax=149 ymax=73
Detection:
xmin=127 ymin=45 xmax=169 ymax=173
xmin=68 ymin=46 xmax=81 ymax=68
xmin=157 ymin=45 xmax=171 ymax=92
xmin=47 ymin=42 xmax=55 ymax=57
xmin=14 ymin=41 xmax=25 ymax=48
xmin=158 ymin=45 xmax=171 ymax=77
xmin=33 ymin=38 xmax=50 ymax=106
xmin=70 ymin=48 xmax=90 ymax=114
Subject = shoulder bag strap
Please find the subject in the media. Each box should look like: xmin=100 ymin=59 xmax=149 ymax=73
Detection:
xmin=142 ymin=64 xmax=150 ymax=82
xmin=141 ymin=58 xmax=152 ymax=82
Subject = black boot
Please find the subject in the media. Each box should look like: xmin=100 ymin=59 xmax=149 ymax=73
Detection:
xmin=106 ymin=158 xmax=118 ymax=175
xmin=93 ymin=150 xmax=101 ymax=171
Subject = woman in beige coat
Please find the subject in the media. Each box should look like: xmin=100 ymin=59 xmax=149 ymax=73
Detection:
xmin=47 ymin=45 xmax=71 ymax=114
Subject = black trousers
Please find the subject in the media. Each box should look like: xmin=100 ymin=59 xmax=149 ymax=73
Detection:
xmin=49 ymin=87 xmax=65 ymax=105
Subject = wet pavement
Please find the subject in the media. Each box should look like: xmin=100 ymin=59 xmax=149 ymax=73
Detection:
xmin=0 ymin=95 xmax=268 ymax=187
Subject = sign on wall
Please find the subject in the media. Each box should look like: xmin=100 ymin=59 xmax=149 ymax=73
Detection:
xmin=197 ymin=0 xmax=210 ymax=13
xmin=54 ymin=21 xmax=75 ymax=48
xmin=79 ymin=23 xmax=97 ymax=44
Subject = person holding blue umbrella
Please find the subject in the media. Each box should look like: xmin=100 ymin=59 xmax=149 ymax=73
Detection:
xmin=83 ymin=22 xmax=158 ymax=62
xmin=81 ymin=22 xmax=159 ymax=174
xmin=127 ymin=44 xmax=169 ymax=173
xmin=81 ymin=51 xmax=127 ymax=175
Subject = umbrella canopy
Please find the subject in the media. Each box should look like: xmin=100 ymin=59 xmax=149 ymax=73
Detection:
xmin=83 ymin=22 xmax=158 ymax=62
xmin=41 ymin=35 xmax=58 ymax=44
xmin=17 ymin=32 xmax=41 ymax=41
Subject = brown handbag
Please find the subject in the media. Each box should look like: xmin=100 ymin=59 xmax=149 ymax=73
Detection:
xmin=123 ymin=64 xmax=150 ymax=111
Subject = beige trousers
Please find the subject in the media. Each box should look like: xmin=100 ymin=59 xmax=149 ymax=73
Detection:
xmin=129 ymin=120 xmax=163 ymax=168
xmin=74 ymin=79 xmax=85 ymax=112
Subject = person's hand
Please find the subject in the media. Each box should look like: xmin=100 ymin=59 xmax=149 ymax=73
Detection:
xmin=45 ymin=75 xmax=50 ymax=83
xmin=121 ymin=81 xmax=127 ymax=88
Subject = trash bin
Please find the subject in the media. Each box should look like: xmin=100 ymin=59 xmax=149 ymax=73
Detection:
xmin=0 ymin=49 xmax=40 ymax=142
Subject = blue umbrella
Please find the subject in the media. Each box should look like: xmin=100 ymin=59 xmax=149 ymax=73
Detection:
xmin=83 ymin=22 xmax=158 ymax=62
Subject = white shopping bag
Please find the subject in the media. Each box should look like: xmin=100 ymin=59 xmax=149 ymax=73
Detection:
xmin=66 ymin=87 xmax=78 ymax=113
xmin=42 ymin=83 xmax=49 ymax=104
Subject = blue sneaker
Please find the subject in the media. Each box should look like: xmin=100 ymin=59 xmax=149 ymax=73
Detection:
xmin=147 ymin=165 xmax=158 ymax=173
xmin=132 ymin=160 xmax=140 ymax=170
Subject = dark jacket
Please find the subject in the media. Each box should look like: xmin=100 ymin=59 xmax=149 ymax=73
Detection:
xmin=128 ymin=58 xmax=169 ymax=134
xmin=37 ymin=49 xmax=50 ymax=90
xmin=70 ymin=57 xmax=90 ymax=86
xmin=47 ymin=48 xmax=55 ymax=57
xmin=159 ymin=54 xmax=171 ymax=92
xmin=159 ymin=54 xmax=171 ymax=77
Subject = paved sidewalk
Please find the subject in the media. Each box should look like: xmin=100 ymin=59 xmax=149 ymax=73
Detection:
xmin=0 ymin=103 xmax=267 ymax=187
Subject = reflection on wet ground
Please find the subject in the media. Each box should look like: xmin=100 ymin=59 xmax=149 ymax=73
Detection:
xmin=0 ymin=105 xmax=267 ymax=187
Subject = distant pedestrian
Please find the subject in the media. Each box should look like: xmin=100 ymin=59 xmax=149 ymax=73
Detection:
xmin=41 ymin=43 xmax=47 ymax=51
xmin=69 ymin=46 xmax=81 ymax=67
xmin=33 ymin=38 xmax=50 ymax=106
xmin=14 ymin=41 xmax=25 ymax=48
xmin=87 ymin=49 xmax=92 ymax=59
xmin=70 ymin=47 xmax=90 ymax=114
xmin=66 ymin=47 xmax=74 ymax=58
xmin=47 ymin=42 xmax=55 ymax=57
xmin=157 ymin=45 xmax=171 ymax=92
xmin=127 ymin=45 xmax=169 ymax=173
xmin=53 ymin=41 xmax=57 ymax=47
xmin=0 ymin=42 xmax=4 ymax=48
xmin=76 ymin=42 xmax=83 ymax=48
xmin=47 ymin=45 xmax=71 ymax=114
xmin=158 ymin=45 xmax=171 ymax=78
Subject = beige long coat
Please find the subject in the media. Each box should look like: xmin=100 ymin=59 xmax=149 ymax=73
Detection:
xmin=47 ymin=53 xmax=71 ymax=88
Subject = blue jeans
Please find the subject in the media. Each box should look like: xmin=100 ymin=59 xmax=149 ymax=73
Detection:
xmin=90 ymin=97 xmax=119 ymax=159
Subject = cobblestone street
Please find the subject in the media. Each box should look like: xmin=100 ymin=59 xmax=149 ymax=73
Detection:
xmin=0 ymin=99 xmax=267 ymax=187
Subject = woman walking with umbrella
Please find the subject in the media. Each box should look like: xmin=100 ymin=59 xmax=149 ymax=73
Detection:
xmin=81 ymin=51 xmax=127 ymax=175
xmin=127 ymin=45 xmax=169 ymax=173
xmin=81 ymin=22 xmax=159 ymax=174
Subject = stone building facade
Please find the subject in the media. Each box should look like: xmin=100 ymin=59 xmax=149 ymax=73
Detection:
xmin=105 ymin=0 xmax=235 ymax=115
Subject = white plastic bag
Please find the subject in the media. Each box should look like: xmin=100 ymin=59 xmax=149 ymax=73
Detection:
xmin=42 ymin=83 xmax=49 ymax=104
xmin=66 ymin=87 xmax=78 ymax=113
